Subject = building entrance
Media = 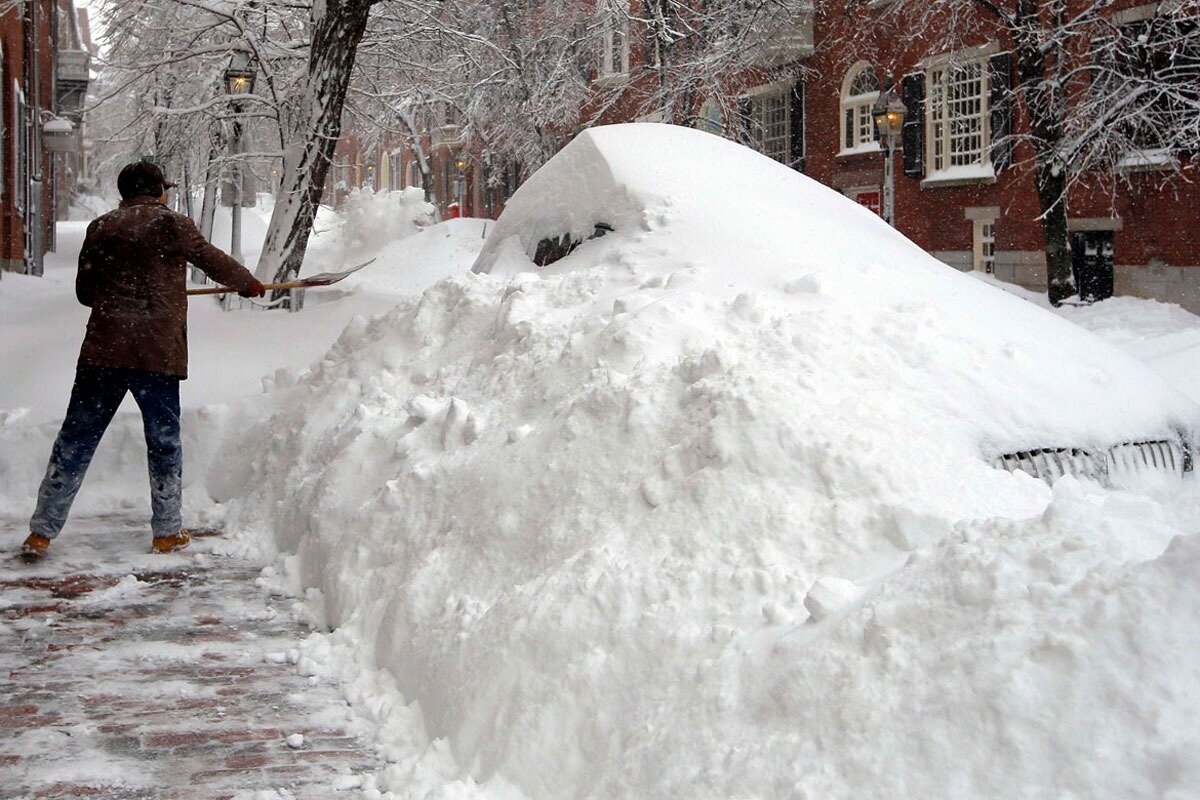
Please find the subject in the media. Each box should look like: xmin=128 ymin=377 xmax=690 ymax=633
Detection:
xmin=1071 ymin=230 xmax=1114 ymax=303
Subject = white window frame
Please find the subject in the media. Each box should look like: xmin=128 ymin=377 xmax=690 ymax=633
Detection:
xmin=839 ymin=62 xmax=881 ymax=155
xmin=924 ymin=48 xmax=994 ymax=179
xmin=745 ymin=81 xmax=793 ymax=165
xmin=972 ymin=218 xmax=997 ymax=273
xmin=597 ymin=1 xmax=630 ymax=81
xmin=14 ymin=82 xmax=28 ymax=216
xmin=843 ymin=185 xmax=883 ymax=216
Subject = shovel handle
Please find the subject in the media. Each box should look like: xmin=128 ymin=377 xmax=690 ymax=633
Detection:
xmin=186 ymin=280 xmax=306 ymax=297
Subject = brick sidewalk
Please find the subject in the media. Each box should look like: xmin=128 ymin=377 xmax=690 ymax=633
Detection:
xmin=0 ymin=515 xmax=379 ymax=799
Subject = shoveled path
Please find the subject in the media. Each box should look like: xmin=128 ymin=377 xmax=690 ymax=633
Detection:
xmin=0 ymin=515 xmax=379 ymax=799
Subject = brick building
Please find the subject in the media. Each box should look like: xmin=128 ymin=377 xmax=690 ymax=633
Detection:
xmin=0 ymin=0 xmax=91 ymax=277
xmin=331 ymin=1 xmax=1198 ymax=310
xmin=798 ymin=1 xmax=1200 ymax=308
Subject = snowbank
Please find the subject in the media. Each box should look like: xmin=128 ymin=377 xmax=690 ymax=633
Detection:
xmin=343 ymin=218 xmax=491 ymax=297
xmin=225 ymin=125 xmax=1200 ymax=798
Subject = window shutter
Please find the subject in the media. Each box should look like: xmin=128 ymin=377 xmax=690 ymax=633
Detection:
xmin=901 ymin=72 xmax=925 ymax=178
xmin=989 ymin=53 xmax=1014 ymax=170
xmin=573 ymin=23 xmax=596 ymax=81
xmin=738 ymin=97 xmax=753 ymax=146
xmin=790 ymin=81 xmax=806 ymax=173
xmin=643 ymin=11 xmax=658 ymax=70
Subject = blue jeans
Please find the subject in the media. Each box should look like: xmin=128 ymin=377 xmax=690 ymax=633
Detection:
xmin=30 ymin=366 xmax=183 ymax=539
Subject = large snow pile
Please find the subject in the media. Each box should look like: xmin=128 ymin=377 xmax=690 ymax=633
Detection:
xmin=342 ymin=217 xmax=492 ymax=297
xmin=212 ymin=126 xmax=1200 ymax=796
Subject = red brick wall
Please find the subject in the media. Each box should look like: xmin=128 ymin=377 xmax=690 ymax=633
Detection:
xmin=803 ymin=1 xmax=1200 ymax=276
xmin=0 ymin=0 xmax=60 ymax=270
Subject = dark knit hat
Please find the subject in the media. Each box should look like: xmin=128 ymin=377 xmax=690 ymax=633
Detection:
xmin=117 ymin=161 xmax=178 ymax=200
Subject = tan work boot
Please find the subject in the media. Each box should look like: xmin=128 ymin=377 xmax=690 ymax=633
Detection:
xmin=21 ymin=533 xmax=51 ymax=561
xmin=152 ymin=530 xmax=191 ymax=554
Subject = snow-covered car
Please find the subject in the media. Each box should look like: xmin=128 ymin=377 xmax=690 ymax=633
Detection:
xmin=474 ymin=123 xmax=1198 ymax=486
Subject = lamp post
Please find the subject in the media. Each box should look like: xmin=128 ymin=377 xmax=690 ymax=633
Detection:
xmin=872 ymin=77 xmax=907 ymax=228
xmin=452 ymin=154 xmax=469 ymax=218
xmin=223 ymin=52 xmax=257 ymax=265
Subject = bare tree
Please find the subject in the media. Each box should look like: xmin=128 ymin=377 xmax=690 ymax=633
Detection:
xmin=634 ymin=0 xmax=815 ymax=127
xmin=93 ymin=0 xmax=384 ymax=285
xmin=257 ymin=0 xmax=383 ymax=284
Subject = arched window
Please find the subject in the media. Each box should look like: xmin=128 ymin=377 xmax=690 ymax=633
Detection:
xmin=840 ymin=63 xmax=880 ymax=153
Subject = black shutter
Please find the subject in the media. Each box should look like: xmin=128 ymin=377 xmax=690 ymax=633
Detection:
xmin=643 ymin=8 xmax=658 ymax=70
xmin=790 ymin=80 xmax=805 ymax=173
xmin=738 ymin=96 xmax=753 ymax=146
xmin=574 ymin=22 xmax=596 ymax=82
xmin=989 ymin=53 xmax=1014 ymax=171
xmin=901 ymin=72 xmax=925 ymax=178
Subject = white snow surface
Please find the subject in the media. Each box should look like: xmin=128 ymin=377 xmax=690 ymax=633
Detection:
xmin=4 ymin=125 xmax=1200 ymax=799
xmin=207 ymin=126 xmax=1200 ymax=798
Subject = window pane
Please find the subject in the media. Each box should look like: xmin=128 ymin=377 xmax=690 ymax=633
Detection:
xmin=751 ymin=91 xmax=791 ymax=163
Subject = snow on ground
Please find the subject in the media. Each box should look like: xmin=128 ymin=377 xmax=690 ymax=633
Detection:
xmin=3 ymin=125 xmax=1200 ymax=799
xmin=978 ymin=274 xmax=1200 ymax=406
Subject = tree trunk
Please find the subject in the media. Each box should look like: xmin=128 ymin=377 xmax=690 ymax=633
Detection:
xmin=257 ymin=0 xmax=374 ymax=283
xmin=1014 ymin=0 xmax=1076 ymax=306
xmin=199 ymin=139 xmax=220 ymax=241
xmin=1034 ymin=163 xmax=1074 ymax=305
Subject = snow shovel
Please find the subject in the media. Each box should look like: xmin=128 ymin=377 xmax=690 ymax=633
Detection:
xmin=185 ymin=258 xmax=377 ymax=297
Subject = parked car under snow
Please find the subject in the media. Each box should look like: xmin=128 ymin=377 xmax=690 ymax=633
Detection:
xmin=473 ymin=123 xmax=1198 ymax=486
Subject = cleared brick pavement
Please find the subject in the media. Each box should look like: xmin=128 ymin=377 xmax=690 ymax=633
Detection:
xmin=1 ymin=515 xmax=379 ymax=799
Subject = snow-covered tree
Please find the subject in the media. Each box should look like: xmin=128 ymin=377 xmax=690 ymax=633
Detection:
xmin=842 ymin=0 xmax=1200 ymax=305
xmin=92 ymin=0 xmax=307 ymax=203
xmin=632 ymin=0 xmax=815 ymax=127
xmin=257 ymin=0 xmax=383 ymax=284
xmin=93 ymin=0 xmax=383 ymax=284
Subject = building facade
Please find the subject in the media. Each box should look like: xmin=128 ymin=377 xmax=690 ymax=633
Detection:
xmin=801 ymin=1 xmax=1200 ymax=308
xmin=0 ymin=0 xmax=91 ymax=277
xmin=329 ymin=104 xmax=522 ymax=222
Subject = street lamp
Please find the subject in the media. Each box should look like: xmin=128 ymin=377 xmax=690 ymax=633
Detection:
xmin=452 ymin=154 xmax=470 ymax=217
xmin=224 ymin=51 xmax=256 ymax=99
xmin=872 ymin=77 xmax=907 ymax=228
xmin=223 ymin=52 xmax=257 ymax=266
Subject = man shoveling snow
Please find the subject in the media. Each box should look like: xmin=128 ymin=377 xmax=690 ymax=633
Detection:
xmin=21 ymin=161 xmax=265 ymax=560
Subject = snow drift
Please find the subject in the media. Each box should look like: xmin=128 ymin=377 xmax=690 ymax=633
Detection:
xmin=226 ymin=124 xmax=1200 ymax=798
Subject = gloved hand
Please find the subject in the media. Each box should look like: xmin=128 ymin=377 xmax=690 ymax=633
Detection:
xmin=239 ymin=278 xmax=267 ymax=298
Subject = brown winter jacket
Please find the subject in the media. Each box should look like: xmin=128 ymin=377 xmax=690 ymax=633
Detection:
xmin=76 ymin=196 xmax=258 ymax=378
